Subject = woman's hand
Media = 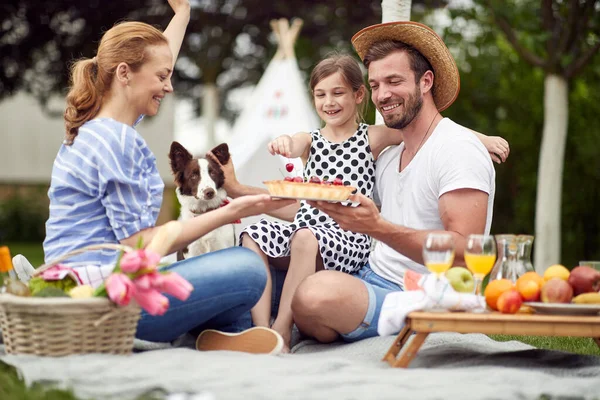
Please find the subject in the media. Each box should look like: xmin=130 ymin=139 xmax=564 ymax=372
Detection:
xmin=167 ymin=0 xmax=191 ymax=15
xmin=482 ymin=136 xmax=510 ymax=164
xmin=226 ymin=194 xmax=296 ymax=221
xmin=267 ymin=135 xmax=294 ymax=158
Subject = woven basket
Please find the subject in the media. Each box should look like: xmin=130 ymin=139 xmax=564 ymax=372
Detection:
xmin=0 ymin=244 xmax=141 ymax=356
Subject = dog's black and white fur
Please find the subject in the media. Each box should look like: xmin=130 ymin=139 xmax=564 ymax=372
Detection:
xmin=169 ymin=141 xmax=236 ymax=260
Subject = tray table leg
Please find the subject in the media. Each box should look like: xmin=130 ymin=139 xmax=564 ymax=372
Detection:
xmin=391 ymin=332 xmax=429 ymax=368
xmin=382 ymin=324 xmax=412 ymax=365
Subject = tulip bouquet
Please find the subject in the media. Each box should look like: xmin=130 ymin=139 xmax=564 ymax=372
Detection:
xmin=93 ymin=248 xmax=193 ymax=316
xmin=92 ymin=221 xmax=192 ymax=315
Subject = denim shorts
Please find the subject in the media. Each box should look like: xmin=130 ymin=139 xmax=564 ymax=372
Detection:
xmin=341 ymin=263 xmax=403 ymax=342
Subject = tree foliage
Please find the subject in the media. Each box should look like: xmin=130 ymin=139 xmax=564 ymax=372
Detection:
xmin=443 ymin=2 xmax=600 ymax=267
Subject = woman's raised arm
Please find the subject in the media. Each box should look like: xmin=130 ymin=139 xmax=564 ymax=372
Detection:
xmin=163 ymin=0 xmax=191 ymax=67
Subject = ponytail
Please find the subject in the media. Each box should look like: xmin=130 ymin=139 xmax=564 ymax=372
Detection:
xmin=64 ymin=58 xmax=102 ymax=145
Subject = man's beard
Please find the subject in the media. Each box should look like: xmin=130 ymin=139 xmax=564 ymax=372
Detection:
xmin=381 ymin=86 xmax=423 ymax=130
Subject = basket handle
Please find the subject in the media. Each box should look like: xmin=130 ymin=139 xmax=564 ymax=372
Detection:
xmin=34 ymin=243 xmax=134 ymax=277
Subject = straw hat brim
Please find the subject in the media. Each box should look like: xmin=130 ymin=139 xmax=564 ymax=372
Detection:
xmin=351 ymin=21 xmax=460 ymax=112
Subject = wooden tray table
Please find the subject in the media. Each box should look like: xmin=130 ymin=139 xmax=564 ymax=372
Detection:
xmin=383 ymin=311 xmax=600 ymax=368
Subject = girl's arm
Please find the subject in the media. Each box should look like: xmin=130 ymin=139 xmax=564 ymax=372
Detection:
xmin=470 ymin=130 xmax=510 ymax=164
xmin=367 ymin=125 xmax=404 ymax=160
xmin=163 ymin=0 xmax=191 ymax=67
xmin=267 ymin=132 xmax=312 ymax=163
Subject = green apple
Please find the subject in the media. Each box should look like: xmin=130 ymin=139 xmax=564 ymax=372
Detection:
xmin=445 ymin=267 xmax=475 ymax=293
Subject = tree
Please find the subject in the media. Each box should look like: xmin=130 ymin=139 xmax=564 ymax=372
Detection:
xmin=475 ymin=0 xmax=600 ymax=272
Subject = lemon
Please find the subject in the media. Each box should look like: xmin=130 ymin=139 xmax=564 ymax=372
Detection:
xmin=69 ymin=285 xmax=95 ymax=299
xmin=543 ymin=264 xmax=570 ymax=282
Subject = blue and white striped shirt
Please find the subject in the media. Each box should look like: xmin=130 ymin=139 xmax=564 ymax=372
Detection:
xmin=44 ymin=118 xmax=164 ymax=286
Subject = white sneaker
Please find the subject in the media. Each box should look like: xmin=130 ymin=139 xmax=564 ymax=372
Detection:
xmin=196 ymin=326 xmax=284 ymax=355
xmin=12 ymin=254 xmax=36 ymax=283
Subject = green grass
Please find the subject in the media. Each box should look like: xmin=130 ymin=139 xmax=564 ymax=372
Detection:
xmin=490 ymin=335 xmax=600 ymax=356
xmin=0 ymin=360 xmax=166 ymax=400
xmin=4 ymin=242 xmax=45 ymax=267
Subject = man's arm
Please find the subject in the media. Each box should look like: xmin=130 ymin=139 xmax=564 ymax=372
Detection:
xmin=370 ymin=189 xmax=488 ymax=265
xmin=309 ymin=188 xmax=489 ymax=266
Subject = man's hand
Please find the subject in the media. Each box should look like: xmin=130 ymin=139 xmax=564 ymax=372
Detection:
xmin=307 ymin=193 xmax=381 ymax=234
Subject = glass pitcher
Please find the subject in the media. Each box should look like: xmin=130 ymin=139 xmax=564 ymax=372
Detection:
xmin=516 ymin=235 xmax=535 ymax=274
xmin=489 ymin=234 xmax=520 ymax=283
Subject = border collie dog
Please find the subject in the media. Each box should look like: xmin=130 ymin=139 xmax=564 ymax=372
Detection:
xmin=169 ymin=141 xmax=237 ymax=260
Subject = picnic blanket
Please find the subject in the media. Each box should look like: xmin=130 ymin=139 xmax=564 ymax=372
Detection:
xmin=2 ymin=332 xmax=600 ymax=399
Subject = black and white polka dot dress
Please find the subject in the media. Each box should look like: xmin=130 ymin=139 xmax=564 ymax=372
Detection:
xmin=241 ymin=123 xmax=375 ymax=273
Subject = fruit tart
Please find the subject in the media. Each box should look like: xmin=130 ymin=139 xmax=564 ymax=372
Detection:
xmin=264 ymin=176 xmax=356 ymax=202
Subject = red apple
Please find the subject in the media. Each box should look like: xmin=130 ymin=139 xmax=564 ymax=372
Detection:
xmin=541 ymin=278 xmax=573 ymax=303
xmin=496 ymin=290 xmax=523 ymax=314
xmin=567 ymin=265 xmax=600 ymax=296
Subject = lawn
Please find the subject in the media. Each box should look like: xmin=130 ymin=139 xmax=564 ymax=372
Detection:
xmin=5 ymin=241 xmax=45 ymax=268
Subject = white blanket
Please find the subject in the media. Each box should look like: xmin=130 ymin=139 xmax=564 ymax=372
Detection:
xmin=2 ymin=333 xmax=600 ymax=399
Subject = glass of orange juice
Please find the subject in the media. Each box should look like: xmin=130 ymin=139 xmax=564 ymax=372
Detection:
xmin=423 ymin=233 xmax=455 ymax=279
xmin=465 ymin=234 xmax=497 ymax=297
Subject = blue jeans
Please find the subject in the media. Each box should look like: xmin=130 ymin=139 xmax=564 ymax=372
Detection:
xmin=341 ymin=263 xmax=403 ymax=342
xmin=135 ymin=247 xmax=267 ymax=342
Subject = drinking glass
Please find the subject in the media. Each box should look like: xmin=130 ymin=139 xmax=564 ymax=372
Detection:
xmin=423 ymin=233 xmax=455 ymax=278
xmin=465 ymin=234 xmax=497 ymax=297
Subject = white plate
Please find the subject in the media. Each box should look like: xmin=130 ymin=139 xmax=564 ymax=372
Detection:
xmin=271 ymin=195 xmax=358 ymax=206
xmin=524 ymin=302 xmax=600 ymax=316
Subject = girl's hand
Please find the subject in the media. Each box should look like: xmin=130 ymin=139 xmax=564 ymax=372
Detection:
xmin=207 ymin=151 xmax=239 ymax=193
xmin=167 ymin=0 xmax=191 ymax=15
xmin=482 ymin=136 xmax=510 ymax=164
xmin=267 ymin=135 xmax=294 ymax=157
xmin=227 ymin=194 xmax=296 ymax=221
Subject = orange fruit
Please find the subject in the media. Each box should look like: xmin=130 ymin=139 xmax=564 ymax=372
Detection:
xmin=517 ymin=271 xmax=544 ymax=287
xmin=516 ymin=272 xmax=543 ymax=302
xmin=484 ymin=279 xmax=515 ymax=311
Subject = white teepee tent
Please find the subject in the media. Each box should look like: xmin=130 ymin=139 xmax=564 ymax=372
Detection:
xmin=228 ymin=18 xmax=319 ymax=229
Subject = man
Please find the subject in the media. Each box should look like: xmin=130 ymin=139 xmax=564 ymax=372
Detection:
xmin=289 ymin=21 xmax=496 ymax=343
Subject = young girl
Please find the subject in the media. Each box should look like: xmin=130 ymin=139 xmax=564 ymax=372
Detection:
xmin=240 ymin=54 xmax=509 ymax=352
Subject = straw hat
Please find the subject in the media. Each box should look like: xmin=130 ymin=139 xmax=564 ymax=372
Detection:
xmin=351 ymin=21 xmax=460 ymax=112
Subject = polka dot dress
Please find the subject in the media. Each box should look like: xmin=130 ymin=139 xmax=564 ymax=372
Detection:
xmin=242 ymin=123 xmax=375 ymax=273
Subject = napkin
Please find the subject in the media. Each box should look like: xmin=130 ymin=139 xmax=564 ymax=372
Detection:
xmin=377 ymin=271 xmax=486 ymax=336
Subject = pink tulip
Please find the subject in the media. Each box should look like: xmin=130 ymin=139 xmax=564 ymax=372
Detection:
xmin=158 ymin=272 xmax=194 ymax=301
xmin=119 ymin=249 xmax=161 ymax=274
xmin=105 ymin=273 xmax=135 ymax=306
xmin=133 ymin=272 xmax=163 ymax=290
xmin=133 ymin=288 xmax=169 ymax=316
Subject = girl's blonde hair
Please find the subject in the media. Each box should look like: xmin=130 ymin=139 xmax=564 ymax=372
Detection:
xmin=309 ymin=53 xmax=368 ymax=123
xmin=64 ymin=21 xmax=168 ymax=144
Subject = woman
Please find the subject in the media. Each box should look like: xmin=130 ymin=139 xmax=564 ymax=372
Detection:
xmin=42 ymin=0 xmax=294 ymax=352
